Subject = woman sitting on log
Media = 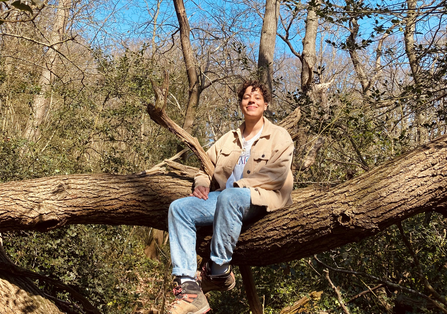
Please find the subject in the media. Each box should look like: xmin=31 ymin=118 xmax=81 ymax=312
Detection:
xmin=167 ymin=79 xmax=294 ymax=314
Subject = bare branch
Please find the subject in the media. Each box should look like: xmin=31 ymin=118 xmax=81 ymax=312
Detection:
xmin=397 ymin=222 xmax=447 ymax=308
xmin=146 ymin=72 xmax=215 ymax=177
xmin=324 ymin=269 xmax=351 ymax=314
xmin=315 ymin=256 xmax=447 ymax=314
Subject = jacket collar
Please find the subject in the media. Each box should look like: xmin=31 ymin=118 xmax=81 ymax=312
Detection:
xmin=233 ymin=117 xmax=273 ymax=144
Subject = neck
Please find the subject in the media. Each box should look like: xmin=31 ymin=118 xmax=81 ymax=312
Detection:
xmin=243 ymin=117 xmax=264 ymax=140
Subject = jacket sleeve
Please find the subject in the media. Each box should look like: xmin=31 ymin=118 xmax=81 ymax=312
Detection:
xmin=234 ymin=139 xmax=294 ymax=191
xmin=194 ymin=142 xmax=218 ymax=188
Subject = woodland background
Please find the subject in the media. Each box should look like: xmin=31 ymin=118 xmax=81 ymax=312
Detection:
xmin=0 ymin=0 xmax=446 ymax=313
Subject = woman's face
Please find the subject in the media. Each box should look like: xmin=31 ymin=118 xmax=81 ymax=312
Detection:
xmin=240 ymin=86 xmax=268 ymax=121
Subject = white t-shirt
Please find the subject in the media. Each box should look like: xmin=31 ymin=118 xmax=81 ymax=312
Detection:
xmin=225 ymin=126 xmax=264 ymax=189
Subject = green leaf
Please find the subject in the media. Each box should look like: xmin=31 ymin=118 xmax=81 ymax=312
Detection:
xmin=11 ymin=1 xmax=33 ymax=13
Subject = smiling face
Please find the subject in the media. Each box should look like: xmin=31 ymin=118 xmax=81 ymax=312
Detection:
xmin=240 ymin=86 xmax=268 ymax=122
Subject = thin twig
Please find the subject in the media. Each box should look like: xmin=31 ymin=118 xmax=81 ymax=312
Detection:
xmin=143 ymin=147 xmax=189 ymax=174
xmin=348 ymin=283 xmax=384 ymax=303
xmin=397 ymin=222 xmax=447 ymax=309
xmin=314 ymin=255 xmax=447 ymax=314
xmin=324 ymin=269 xmax=351 ymax=314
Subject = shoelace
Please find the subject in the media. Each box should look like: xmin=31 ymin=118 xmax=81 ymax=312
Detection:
xmin=167 ymin=285 xmax=183 ymax=313
xmin=173 ymin=285 xmax=183 ymax=297
xmin=168 ymin=285 xmax=200 ymax=314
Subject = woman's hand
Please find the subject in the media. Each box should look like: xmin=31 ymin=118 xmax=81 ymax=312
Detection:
xmin=190 ymin=186 xmax=210 ymax=200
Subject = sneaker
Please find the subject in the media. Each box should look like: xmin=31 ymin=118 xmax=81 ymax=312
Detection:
xmin=197 ymin=262 xmax=236 ymax=294
xmin=167 ymin=280 xmax=210 ymax=314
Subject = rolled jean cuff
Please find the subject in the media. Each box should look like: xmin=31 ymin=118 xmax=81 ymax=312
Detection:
xmin=172 ymin=267 xmax=197 ymax=279
xmin=210 ymin=257 xmax=231 ymax=266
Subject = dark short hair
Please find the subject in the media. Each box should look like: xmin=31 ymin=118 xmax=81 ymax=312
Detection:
xmin=237 ymin=80 xmax=271 ymax=104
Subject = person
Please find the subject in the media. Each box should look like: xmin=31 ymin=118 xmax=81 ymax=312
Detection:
xmin=167 ymin=80 xmax=294 ymax=314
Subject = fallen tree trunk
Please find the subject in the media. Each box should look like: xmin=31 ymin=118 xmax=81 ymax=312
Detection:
xmin=0 ymin=135 xmax=446 ymax=266
xmin=0 ymin=245 xmax=62 ymax=314
xmin=202 ymin=135 xmax=447 ymax=265
xmin=0 ymin=172 xmax=191 ymax=232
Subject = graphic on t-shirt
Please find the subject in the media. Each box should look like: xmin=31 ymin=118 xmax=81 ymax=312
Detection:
xmin=225 ymin=125 xmax=264 ymax=189
xmin=238 ymin=155 xmax=249 ymax=166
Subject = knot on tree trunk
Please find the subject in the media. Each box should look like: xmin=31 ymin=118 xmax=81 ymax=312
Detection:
xmin=333 ymin=207 xmax=379 ymax=232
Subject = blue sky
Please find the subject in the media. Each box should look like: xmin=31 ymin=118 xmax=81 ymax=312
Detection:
xmin=83 ymin=0 xmax=445 ymax=71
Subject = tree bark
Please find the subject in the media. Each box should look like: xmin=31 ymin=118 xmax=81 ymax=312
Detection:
xmin=347 ymin=16 xmax=370 ymax=95
xmin=0 ymin=244 xmax=63 ymax=313
xmin=0 ymin=134 xmax=446 ymax=266
xmin=173 ymin=0 xmax=201 ymax=134
xmin=23 ymin=0 xmax=71 ymax=142
xmin=258 ymin=0 xmax=280 ymax=93
xmin=404 ymin=0 xmax=428 ymax=145
xmin=301 ymin=0 xmax=320 ymax=93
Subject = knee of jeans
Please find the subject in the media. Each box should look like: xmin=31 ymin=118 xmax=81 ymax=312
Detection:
xmin=219 ymin=188 xmax=249 ymax=200
xmin=216 ymin=189 xmax=249 ymax=211
xmin=168 ymin=199 xmax=184 ymax=221
xmin=216 ymin=189 xmax=234 ymax=206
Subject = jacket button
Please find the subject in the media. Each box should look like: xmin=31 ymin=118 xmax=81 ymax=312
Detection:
xmin=247 ymin=170 xmax=251 ymax=174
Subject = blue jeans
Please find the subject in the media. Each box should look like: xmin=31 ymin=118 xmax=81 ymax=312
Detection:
xmin=168 ymin=188 xmax=263 ymax=278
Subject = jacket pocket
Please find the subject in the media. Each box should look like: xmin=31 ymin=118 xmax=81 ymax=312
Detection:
xmin=253 ymin=151 xmax=271 ymax=161
xmin=252 ymin=151 xmax=271 ymax=170
xmin=216 ymin=147 xmax=239 ymax=170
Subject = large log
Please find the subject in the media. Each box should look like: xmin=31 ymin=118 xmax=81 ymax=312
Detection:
xmin=0 ymin=135 xmax=446 ymax=266
xmin=228 ymin=134 xmax=447 ymax=265
xmin=0 ymin=172 xmax=191 ymax=232
xmin=0 ymin=245 xmax=62 ymax=314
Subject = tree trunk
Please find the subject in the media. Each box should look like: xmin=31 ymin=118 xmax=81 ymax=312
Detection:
xmin=240 ymin=265 xmax=263 ymax=314
xmin=23 ymin=0 xmax=71 ymax=142
xmin=0 ymin=244 xmax=63 ymax=313
xmin=404 ymin=0 xmax=419 ymax=86
xmin=201 ymin=134 xmax=447 ymax=265
xmin=347 ymin=16 xmax=370 ymax=95
xmin=301 ymin=0 xmax=320 ymax=93
xmin=404 ymin=0 xmax=428 ymax=145
xmin=173 ymin=0 xmax=201 ymax=134
xmin=258 ymin=0 xmax=280 ymax=93
xmin=0 ymin=134 xmax=446 ymax=265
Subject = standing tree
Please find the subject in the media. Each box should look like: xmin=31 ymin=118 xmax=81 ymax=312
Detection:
xmin=23 ymin=0 xmax=73 ymax=142
xmin=258 ymin=0 xmax=280 ymax=93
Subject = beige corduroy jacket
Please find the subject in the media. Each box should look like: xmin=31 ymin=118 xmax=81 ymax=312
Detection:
xmin=194 ymin=118 xmax=294 ymax=212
